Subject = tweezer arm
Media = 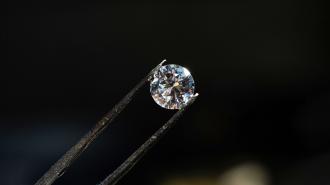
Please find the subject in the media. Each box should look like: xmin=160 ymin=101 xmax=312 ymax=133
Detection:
xmin=34 ymin=60 xmax=166 ymax=185
xmin=99 ymin=93 xmax=199 ymax=185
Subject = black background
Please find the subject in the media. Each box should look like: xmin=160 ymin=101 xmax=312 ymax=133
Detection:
xmin=3 ymin=1 xmax=329 ymax=185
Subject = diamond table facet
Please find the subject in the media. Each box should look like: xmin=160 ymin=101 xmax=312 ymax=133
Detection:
xmin=150 ymin=64 xmax=195 ymax=109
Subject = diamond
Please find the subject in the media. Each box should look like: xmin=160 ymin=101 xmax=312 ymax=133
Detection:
xmin=150 ymin=64 xmax=195 ymax=109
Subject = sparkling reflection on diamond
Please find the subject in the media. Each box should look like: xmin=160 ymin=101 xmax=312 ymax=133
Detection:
xmin=150 ymin=64 xmax=195 ymax=109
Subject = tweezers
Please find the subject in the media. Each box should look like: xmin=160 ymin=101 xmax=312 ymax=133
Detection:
xmin=34 ymin=60 xmax=199 ymax=185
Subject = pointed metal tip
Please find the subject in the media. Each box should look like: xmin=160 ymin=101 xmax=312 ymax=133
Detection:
xmin=149 ymin=59 xmax=167 ymax=78
xmin=179 ymin=93 xmax=199 ymax=110
xmin=160 ymin=59 xmax=167 ymax=65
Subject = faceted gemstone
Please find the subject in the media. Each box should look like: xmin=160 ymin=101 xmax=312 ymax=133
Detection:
xmin=150 ymin=64 xmax=195 ymax=109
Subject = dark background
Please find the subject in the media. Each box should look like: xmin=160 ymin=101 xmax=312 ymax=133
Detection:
xmin=3 ymin=1 xmax=329 ymax=185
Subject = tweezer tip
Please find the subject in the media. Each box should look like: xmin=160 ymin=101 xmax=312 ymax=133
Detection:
xmin=160 ymin=59 xmax=166 ymax=65
xmin=179 ymin=94 xmax=199 ymax=110
xmin=148 ymin=59 xmax=167 ymax=81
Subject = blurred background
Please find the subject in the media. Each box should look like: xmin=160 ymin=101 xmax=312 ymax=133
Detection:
xmin=3 ymin=1 xmax=329 ymax=185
